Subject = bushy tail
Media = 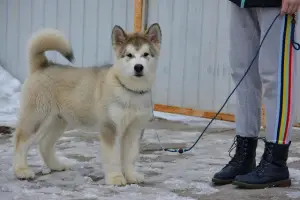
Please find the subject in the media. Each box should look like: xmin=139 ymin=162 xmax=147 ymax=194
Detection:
xmin=27 ymin=28 xmax=74 ymax=74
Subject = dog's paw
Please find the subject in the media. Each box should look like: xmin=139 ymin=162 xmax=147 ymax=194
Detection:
xmin=14 ymin=168 xmax=35 ymax=180
xmin=124 ymin=171 xmax=145 ymax=184
xmin=48 ymin=161 xmax=72 ymax=172
xmin=105 ymin=172 xmax=127 ymax=186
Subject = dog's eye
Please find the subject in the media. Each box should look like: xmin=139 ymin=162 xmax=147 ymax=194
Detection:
xmin=126 ymin=53 xmax=133 ymax=58
xmin=143 ymin=53 xmax=149 ymax=57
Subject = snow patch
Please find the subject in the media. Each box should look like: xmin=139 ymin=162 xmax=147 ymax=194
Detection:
xmin=164 ymin=178 xmax=219 ymax=196
xmin=287 ymin=157 xmax=300 ymax=164
xmin=153 ymin=111 xmax=235 ymax=128
xmin=286 ymin=191 xmax=300 ymax=199
xmin=0 ymin=66 xmax=21 ymax=127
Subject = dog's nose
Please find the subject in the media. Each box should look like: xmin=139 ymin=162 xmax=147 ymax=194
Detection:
xmin=134 ymin=64 xmax=144 ymax=73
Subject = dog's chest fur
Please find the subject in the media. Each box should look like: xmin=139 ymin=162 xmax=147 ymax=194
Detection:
xmin=107 ymin=89 xmax=153 ymax=131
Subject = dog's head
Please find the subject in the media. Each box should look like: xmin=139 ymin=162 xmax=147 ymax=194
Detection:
xmin=111 ymin=23 xmax=162 ymax=91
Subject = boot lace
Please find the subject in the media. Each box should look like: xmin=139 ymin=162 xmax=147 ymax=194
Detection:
xmin=227 ymin=136 xmax=247 ymax=167
xmin=255 ymin=141 xmax=273 ymax=176
xmin=227 ymin=136 xmax=265 ymax=167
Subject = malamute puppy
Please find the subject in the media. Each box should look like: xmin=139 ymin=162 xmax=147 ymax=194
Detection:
xmin=12 ymin=23 xmax=162 ymax=186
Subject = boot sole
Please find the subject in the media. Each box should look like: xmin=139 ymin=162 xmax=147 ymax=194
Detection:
xmin=232 ymin=179 xmax=291 ymax=189
xmin=212 ymin=178 xmax=234 ymax=185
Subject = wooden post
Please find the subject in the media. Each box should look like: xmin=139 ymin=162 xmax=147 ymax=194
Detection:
xmin=261 ymin=105 xmax=266 ymax=128
xmin=134 ymin=0 xmax=143 ymax=32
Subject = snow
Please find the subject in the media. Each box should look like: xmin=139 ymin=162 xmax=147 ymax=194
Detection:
xmin=0 ymin=127 xmax=299 ymax=200
xmin=0 ymin=128 xmax=223 ymax=200
xmin=0 ymin=66 xmax=21 ymax=127
xmin=153 ymin=111 xmax=236 ymax=129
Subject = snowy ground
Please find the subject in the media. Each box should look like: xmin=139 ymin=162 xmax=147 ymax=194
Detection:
xmin=1 ymin=124 xmax=300 ymax=200
xmin=1 ymin=66 xmax=300 ymax=200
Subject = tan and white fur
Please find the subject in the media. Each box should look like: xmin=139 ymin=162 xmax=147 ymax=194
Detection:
xmin=12 ymin=23 xmax=162 ymax=186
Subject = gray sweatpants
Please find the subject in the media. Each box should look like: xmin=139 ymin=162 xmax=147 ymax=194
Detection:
xmin=230 ymin=5 xmax=296 ymax=144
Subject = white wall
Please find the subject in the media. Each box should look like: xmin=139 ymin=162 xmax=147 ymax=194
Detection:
xmin=147 ymin=0 xmax=234 ymax=113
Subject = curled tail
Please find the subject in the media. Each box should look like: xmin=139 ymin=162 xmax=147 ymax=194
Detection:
xmin=27 ymin=28 xmax=74 ymax=74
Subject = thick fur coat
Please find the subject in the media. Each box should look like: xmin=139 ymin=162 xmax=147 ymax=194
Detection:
xmin=12 ymin=24 xmax=162 ymax=186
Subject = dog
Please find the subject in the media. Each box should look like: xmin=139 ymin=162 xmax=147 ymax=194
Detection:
xmin=12 ymin=23 xmax=162 ymax=186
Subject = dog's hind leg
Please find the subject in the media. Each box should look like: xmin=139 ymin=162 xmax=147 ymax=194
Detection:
xmin=13 ymin=127 xmax=37 ymax=180
xmin=13 ymin=116 xmax=50 ymax=179
xmin=38 ymin=115 xmax=70 ymax=171
xmin=121 ymin=125 xmax=144 ymax=184
xmin=99 ymin=124 xmax=127 ymax=186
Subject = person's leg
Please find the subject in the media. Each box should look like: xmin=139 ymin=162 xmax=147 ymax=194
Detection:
xmin=233 ymin=9 xmax=296 ymax=189
xmin=212 ymin=4 xmax=261 ymax=185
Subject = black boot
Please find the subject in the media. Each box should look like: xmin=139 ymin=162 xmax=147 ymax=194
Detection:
xmin=233 ymin=141 xmax=291 ymax=189
xmin=212 ymin=135 xmax=258 ymax=185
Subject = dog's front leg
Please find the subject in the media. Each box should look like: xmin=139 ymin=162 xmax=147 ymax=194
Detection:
xmin=99 ymin=124 xmax=127 ymax=186
xmin=122 ymin=125 xmax=145 ymax=184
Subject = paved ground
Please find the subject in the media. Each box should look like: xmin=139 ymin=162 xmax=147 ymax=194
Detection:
xmin=1 ymin=118 xmax=300 ymax=200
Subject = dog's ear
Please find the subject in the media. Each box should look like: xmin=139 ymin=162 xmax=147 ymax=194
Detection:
xmin=111 ymin=25 xmax=127 ymax=48
xmin=145 ymin=23 xmax=162 ymax=45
